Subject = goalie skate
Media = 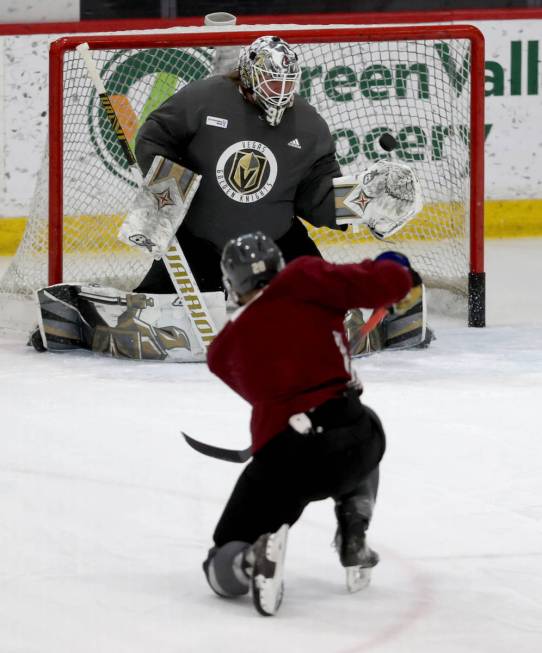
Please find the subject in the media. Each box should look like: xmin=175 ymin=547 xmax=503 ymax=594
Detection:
xmin=251 ymin=524 xmax=289 ymax=616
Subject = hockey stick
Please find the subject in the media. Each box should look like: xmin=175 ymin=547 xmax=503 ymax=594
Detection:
xmin=181 ymin=432 xmax=252 ymax=463
xmin=76 ymin=42 xmax=218 ymax=349
xmin=182 ymin=308 xmax=387 ymax=460
xmin=359 ymin=306 xmax=389 ymax=337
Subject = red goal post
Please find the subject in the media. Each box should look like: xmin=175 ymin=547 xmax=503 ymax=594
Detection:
xmin=41 ymin=24 xmax=484 ymax=325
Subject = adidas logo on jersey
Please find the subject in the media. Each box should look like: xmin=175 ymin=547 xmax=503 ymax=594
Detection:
xmin=288 ymin=138 xmax=301 ymax=149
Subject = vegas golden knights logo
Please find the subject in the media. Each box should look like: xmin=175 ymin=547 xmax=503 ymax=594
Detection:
xmin=216 ymin=140 xmax=278 ymax=203
xmin=229 ymin=150 xmax=269 ymax=193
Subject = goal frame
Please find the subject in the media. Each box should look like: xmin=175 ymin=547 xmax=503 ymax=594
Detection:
xmin=49 ymin=24 xmax=485 ymax=326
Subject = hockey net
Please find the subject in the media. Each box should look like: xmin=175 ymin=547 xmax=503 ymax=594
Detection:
xmin=0 ymin=25 xmax=485 ymax=327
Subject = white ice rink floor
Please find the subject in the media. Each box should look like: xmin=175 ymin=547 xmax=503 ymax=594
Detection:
xmin=1 ymin=239 xmax=541 ymax=653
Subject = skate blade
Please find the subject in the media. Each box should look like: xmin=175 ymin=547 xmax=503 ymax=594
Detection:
xmin=346 ymin=566 xmax=372 ymax=593
xmin=253 ymin=524 xmax=289 ymax=616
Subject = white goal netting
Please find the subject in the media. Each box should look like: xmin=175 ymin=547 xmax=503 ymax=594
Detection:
xmin=0 ymin=26 xmax=481 ymax=324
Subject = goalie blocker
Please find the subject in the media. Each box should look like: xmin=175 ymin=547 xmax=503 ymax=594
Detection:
xmin=118 ymin=156 xmax=201 ymax=258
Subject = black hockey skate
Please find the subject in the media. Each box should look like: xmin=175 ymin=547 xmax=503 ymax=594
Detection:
xmin=335 ymin=504 xmax=379 ymax=593
xmin=251 ymin=524 xmax=289 ymax=616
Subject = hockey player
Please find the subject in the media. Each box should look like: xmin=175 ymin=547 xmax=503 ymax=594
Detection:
xmin=129 ymin=35 xmax=335 ymax=294
xmin=200 ymin=231 xmax=421 ymax=616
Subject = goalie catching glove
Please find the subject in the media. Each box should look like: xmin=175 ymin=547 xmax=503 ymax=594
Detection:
xmin=333 ymin=161 xmax=423 ymax=240
xmin=118 ymin=156 xmax=201 ymax=258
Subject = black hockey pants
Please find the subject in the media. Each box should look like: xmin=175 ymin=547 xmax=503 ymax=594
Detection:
xmin=212 ymin=391 xmax=386 ymax=547
xmin=134 ymin=217 xmax=322 ymax=294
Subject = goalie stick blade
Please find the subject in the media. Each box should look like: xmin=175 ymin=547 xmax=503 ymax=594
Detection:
xmin=181 ymin=432 xmax=252 ymax=463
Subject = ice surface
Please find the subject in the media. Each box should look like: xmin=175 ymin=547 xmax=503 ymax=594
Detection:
xmin=1 ymin=239 xmax=541 ymax=653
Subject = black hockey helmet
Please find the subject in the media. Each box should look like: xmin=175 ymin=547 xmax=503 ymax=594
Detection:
xmin=221 ymin=231 xmax=285 ymax=303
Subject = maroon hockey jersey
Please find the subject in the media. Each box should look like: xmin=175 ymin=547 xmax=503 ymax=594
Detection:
xmin=207 ymin=256 xmax=412 ymax=453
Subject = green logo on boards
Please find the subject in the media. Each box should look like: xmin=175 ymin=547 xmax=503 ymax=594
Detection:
xmin=297 ymin=43 xmax=474 ymax=167
xmin=88 ymin=48 xmax=213 ymax=185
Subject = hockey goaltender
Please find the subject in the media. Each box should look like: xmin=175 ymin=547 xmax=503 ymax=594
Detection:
xmin=30 ymin=35 xmax=430 ymax=361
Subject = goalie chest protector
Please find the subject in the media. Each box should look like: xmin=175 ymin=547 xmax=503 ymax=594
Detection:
xmin=135 ymin=75 xmax=340 ymax=249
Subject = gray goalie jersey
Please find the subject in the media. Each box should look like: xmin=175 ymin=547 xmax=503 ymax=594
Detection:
xmin=135 ymin=75 xmax=341 ymax=249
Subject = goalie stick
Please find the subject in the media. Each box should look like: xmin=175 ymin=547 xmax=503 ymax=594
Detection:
xmin=76 ymin=42 xmax=218 ymax=350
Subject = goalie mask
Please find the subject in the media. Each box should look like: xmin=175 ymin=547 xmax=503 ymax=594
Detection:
xmin=239 ymin=35 xmax=301 ymax=127
xmin=221 ymin=231 xmax=285 ymax=303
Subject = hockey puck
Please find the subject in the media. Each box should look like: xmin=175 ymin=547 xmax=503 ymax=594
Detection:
xmin=379 ymin=133 xmax=398 ymax=152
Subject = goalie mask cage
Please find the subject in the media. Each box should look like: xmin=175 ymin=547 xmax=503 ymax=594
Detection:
xmin=0 ymin=25 xmax=485 ymax=326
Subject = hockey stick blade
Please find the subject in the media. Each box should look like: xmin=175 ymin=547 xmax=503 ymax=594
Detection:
xmin=181 ymin=432 xmax=252 ymax=463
